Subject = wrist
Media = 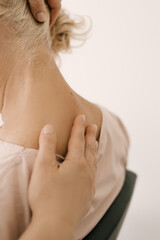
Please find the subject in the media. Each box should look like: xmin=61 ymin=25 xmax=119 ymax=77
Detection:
xmin=19 ymin=215 xmax=76 ymax=240
xmin=32 ymin=214 xmax=76 ymax=240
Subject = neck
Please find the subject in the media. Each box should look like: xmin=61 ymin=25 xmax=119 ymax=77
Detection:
xmin=1 ymin=46 xmax=73 ymax=118
xmin=0 ymin=45 xmax=79 ymax=153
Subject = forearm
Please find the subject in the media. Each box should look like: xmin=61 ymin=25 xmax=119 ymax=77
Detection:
xmin=19 ymin=216 xmax=75 ymax=240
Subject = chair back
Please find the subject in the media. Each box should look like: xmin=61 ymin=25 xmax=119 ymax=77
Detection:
xmin=83 ymin=170 xmax=137 ymax=240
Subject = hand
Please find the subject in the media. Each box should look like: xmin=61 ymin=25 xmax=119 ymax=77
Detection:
xmin=28 ymin=0 xmax=62 ymax=27
xmin=28 ymin=114 xmax=98 ymax=232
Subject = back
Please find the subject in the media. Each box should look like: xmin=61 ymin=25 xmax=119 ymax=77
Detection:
xmin=0 ymin=93 xmax=102 ymax=158
xmin=0 ymin=104 xmax=130 ymax=240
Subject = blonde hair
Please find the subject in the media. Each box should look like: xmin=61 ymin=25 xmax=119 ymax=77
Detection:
xmin=0 ymin=0 xmax=90 ymax=60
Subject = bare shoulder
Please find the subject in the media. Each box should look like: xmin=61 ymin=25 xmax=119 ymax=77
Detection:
xmin=0 ymin=92 xmax=102 ymax=157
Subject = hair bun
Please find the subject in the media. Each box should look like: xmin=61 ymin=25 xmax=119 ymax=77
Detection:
xmin=50 ymin=9 xmax=91 ymax=56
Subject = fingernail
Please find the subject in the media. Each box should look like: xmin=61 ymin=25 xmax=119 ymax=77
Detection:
xmin=43 ymin=124 xmax=54 ymax=134
xmin=92 ymin=124 xmax=97 ymax=133
xmin=80 ymin=115 xmax=86 ymax=123
xmin=36 ymin=12 xmax=47 ymax=22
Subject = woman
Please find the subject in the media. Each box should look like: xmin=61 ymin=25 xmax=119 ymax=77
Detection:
xmin=17 ymin=3 xmax=99 ymax=240
xmin=0 ymin=0 xmax=130 ymax=239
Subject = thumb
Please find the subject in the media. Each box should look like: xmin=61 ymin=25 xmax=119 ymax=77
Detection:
xmin=28 ymin=0 xmax=47 ymax=22
xmin=37 ymin=124 xmax=57 ymax=165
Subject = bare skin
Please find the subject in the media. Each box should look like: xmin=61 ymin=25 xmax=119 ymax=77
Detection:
xmin=0 ymin=2 xmax=102 ymax=239
xmin=28 ymin=0 xmax=61 ymax=27
xmin=19 ymin=115 xmax=98 ymax=240
xmin=0 ymin=22 xmax=102 ymax=158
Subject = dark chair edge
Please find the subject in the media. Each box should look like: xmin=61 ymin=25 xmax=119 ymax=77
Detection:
xmin=83 ymin=169 xmax=137 ymax=240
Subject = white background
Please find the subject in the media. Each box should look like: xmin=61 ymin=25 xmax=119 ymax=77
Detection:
xmin=0 ymin=0 xmax=159 ymax=239
xmin=60 ymin=0 xmax=160 ymax=239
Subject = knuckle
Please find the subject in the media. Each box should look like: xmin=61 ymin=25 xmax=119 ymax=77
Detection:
xmin=87 ymin=124 xmax=97 ymax=135
xmin=77 ymin=158 xmax=87 ymax=170
xmin=37 ymin=152 xmax=50 ymax=164
xmin=87 ymin=141 xmax=97 ymax=153
xmin=75 ymin=129 xmax=84 ymax=140
xmin=78 ymin=158 xmax=86 ymax=167
xmin=43 ymin=134 xmax=55 ymax=144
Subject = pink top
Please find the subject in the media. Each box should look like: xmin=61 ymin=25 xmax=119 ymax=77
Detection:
xmin=0 ymin=104 xmax=130 ymax=240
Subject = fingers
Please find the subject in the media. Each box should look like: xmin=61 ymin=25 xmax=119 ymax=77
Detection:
xmin=28 ymin=0 xmax=61 ymax=27
xmin=65 ymin=114 xmax=86 ymax=161
xmin=36 ymin=124 xmax=57 ymax=165
xmin=47 ymin=0 xmax=61 ymax=27
xmin=85 ymin=124 xmax=98 ymax=175
xmin=28 ymin=0 xmax=47 ymax=22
